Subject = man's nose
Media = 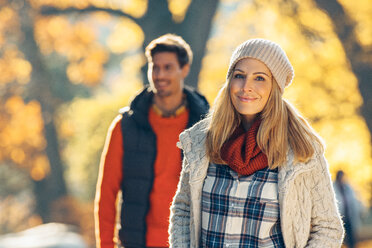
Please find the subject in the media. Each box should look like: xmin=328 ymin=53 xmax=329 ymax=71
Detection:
xmin=155 ymin=68 xmax=166 ymax=79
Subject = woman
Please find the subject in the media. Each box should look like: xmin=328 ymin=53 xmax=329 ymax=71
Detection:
xmin=168 ymin=39 xmax=344 ymax=247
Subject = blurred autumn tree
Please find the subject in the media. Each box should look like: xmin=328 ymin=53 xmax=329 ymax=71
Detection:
xmin=1 ymin=0 xmax=372 ymax=245
xmin=0 ymin=0 xmax=219 ymax=239
xmin=313 ymin=0 xmax=372 ymax=151
xmin=41 ymin=0 xmax=219 ymax=88
xmin=42 ymin=0 xmax=219 ymax=202
xmin=199 ymin=0 xmax=372 ymax=204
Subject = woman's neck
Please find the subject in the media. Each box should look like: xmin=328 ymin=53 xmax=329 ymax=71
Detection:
xmin=241 ymin=115 xmax=257 ymax=131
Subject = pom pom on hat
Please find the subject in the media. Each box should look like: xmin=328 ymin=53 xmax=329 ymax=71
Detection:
xmin=227 ymin=39 xmax=294 ymax=92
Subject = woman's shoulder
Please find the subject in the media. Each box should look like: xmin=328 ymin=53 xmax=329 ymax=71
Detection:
xmin=279 ymin=142 xmax=326 ymax=179
xmin=175 ymin=118 xmax=210 ymax=174
xmin=178 ymin=118 xmax=210 ymax=148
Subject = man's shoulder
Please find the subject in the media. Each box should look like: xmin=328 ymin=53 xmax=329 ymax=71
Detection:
xmin=183 ymin=86 xmax=209 ymax=122
xmin=118 ymin=107 xmax=134 ymax=123
xmin=184 ymin=86 xmax=209 ymax=107
xmin=118 ymin=86 xmax=152 ymax=117
xmin=119 ymin=106 xmax=130 ymax=114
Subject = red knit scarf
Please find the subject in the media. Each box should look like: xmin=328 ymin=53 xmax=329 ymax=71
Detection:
xmin=220 ymin=119 xmax=268 ymax=176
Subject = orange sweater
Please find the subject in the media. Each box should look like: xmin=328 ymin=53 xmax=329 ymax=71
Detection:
xmin=95 ymin=107 xmax=188 ymax=247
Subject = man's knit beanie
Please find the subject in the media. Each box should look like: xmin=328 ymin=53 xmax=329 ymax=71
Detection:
xmin=226 ymin=38 xmax=294 ymax=92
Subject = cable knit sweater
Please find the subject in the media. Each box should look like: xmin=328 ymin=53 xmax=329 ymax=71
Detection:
xmin=169 ymin=119 xmax=344 ymax=248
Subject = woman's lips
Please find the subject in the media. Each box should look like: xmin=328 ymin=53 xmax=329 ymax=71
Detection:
xmin=238 ymin=95 xmax=258 ymax=102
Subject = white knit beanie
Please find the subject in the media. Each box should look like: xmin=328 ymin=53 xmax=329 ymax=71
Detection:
xmin=226 ymin=38 xmax=294 ymax=92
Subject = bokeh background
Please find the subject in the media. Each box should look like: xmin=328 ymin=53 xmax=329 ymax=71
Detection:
xmin=0 ymin=0 xmax=371 ymax=247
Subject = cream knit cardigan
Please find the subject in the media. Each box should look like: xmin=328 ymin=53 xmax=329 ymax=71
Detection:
xmin=169 ymin=119 xmax=344 ymax=248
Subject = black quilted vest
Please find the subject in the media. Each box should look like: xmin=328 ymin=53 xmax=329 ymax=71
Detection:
xmin=119 ymin=86 xmax=209 ymax=247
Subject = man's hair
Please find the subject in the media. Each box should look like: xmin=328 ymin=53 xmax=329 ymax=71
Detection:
xmin=145 ymin=33 xmax=193 ymax=68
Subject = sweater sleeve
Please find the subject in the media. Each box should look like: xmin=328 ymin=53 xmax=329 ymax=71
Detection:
xmin=306 ymin=153 xmax=344 ymax=248
xmin=94 ymin=115 xmax=123 ymax=248
xmin=168 ymin=156 xmax=192 ymax=248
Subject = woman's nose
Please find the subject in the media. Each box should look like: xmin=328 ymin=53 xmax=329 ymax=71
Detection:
xmin=242 ymin=78 xmax=253 ymax=92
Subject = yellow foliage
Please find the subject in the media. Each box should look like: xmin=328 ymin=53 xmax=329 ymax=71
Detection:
xmin=49 ymin=196 xmax=95 ymax=246
xmin=120 ymin=0 xmax=147 ymax=18
xmin=67 ymin=47 xmax=108 ymax=85
xmin=199 ymin=51 xmax=228 ymax=103
xmin=58 ymin=80 xmax=142 ymax=199
xmin=0 ymin=195 xmax=42 ymax=233
xmin=0 ymin=6 xmax=18 ymax=33
xmin=338 ymin=0 xmax=372 ymax=46
xmin=31 ymin=155 xmax=50 ymax=181
xmin=200 ymin=0 xmax=372 ymax=204
xmin=0 ymin=96 xmax=47 ymax=173
xmin=0 ymin=49 xmax=32 ymax=84
xmin=31 ymin=0 xmax=148 ymax=21
xmin=10 ymin=148 xmax=26 ymax=164
xmin=117 ymin=53 xmax=147 ymax=87
xmin=315 ymin=117 xmax=372 ymax=204
xmin=0 ymin=4 xmax=20 ymax=50
xmin=107 ymin=18 xmax=144 ymax=54
xmin=35 ymin=16 xmax=96 ymax=59
xmin=30 ymin=0 xmax=90 ymax=9
xmin=35 ymin=16 xmax=109 ymax=85
xmin=296 ymin=0 xmax=335 ymax=34
xmin=168 ymin=0 xmax=191 ymax=22
xmin=76 ymin=60 xmax=103 ymax=85
xmin=57 ymin=22 xmax=95 ymax=60
xmin=18 ymin=0 xmax=372 ymax=206
xmin=58 ymin=52 xmax=144 ymax=199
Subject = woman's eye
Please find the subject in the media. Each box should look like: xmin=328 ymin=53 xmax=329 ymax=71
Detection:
xmin=233 ymin=74 xmax=244 ymax=79
xmin=256 ymin=76 xmax=265 ymax=81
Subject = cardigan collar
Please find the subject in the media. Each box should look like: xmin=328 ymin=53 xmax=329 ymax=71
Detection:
xmin=178 ymin=118 xmax=319 ymax=185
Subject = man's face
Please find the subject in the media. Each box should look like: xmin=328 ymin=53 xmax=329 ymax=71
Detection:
xmin=148 ymin=52 xmax=189 ymax=98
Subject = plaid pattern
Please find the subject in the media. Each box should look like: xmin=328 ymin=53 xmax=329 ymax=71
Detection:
xmin=201 ymin=163 xmax=284 ymax=248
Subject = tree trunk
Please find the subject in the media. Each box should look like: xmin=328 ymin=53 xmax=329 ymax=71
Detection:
xmin=40 ymin=0 xmax=220 ymax=89
xmin=181 ymin=0 xmax=220 ymax=89
xmin=313 ymin=0 xmax=372 ymax=137
xmin=19 ymin=2 xmax=67 ymax=222
xmin=139 ymin=0 xmax=220 ymax=89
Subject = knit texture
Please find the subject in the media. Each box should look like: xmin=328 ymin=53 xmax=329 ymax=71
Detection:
xmin=220 ymin=119 xmax=268 ymax=176
xmin=226 ymin=39 xmax=294 ymax=92
xmin=169 ymin=118 xmax=344 ymax=248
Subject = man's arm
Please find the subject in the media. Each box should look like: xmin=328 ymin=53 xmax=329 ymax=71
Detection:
xmin=94 ymin=115 xmax=123 ymax=248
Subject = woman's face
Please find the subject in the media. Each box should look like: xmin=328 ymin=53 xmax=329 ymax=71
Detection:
xmin=230 ymin=58 xmax=273 ymax=124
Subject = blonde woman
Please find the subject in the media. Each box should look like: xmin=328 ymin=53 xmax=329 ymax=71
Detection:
xmin=168 ymin=39 xmax=344 ymax=247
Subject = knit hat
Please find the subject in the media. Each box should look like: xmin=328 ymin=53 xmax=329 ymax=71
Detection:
xmin=226 ymin=38 xmax=294 ymax=92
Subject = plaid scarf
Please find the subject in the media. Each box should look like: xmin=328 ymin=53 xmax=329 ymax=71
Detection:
xmin=220 ymin=118 xmax=268 ymax=175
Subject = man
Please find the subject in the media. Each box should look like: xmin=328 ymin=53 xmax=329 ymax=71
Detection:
xmin=94 ymin=34 xmax=209 ymax=248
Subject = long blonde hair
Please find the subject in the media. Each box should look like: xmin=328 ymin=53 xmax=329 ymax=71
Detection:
xmin=206 ymin=77 xmax=324 ymax=168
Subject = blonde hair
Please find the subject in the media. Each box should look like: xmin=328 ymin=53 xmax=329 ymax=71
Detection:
xmin=206 ymin=77 xmax=324 ymax=168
